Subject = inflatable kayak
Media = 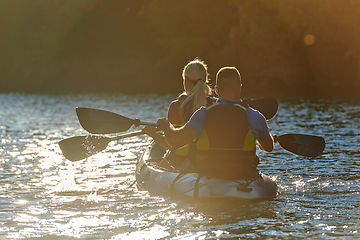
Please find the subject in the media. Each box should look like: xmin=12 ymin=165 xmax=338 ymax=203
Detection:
xmin=135 ymin=143 xmax=278 ymax=201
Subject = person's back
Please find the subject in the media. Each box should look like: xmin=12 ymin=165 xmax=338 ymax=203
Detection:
xmin=143 ymin=58 xmax=213 ymax=148
xmin=143 ymin=58 xmax=214 ymax=169
xmin=193 ymin=67 xmax=260 ymax=179
xmin=157 ymin=66 xmax=274 ymax=179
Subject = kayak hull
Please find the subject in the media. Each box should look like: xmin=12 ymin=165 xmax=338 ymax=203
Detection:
xmin=135 ymin=144 xmax=278 ymax=201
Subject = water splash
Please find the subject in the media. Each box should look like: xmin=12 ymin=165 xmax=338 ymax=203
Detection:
xmin=86 ymin=191 xmax=98 ymax=203
xmin=53 ymin=162 xmax=80 ymax=192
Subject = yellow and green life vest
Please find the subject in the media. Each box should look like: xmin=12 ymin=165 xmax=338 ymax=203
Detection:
xmin=193 ymin=102 xmax=259 ymax=179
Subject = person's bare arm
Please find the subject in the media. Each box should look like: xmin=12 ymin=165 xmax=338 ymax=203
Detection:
xmin=257 ymin=135 xmax=274 ymax=152
xmin=167 ymin=100 xmax=182 ymax=124
xmin=157 ymin=118 xmax=199 ymax=149
xmin=141 ymin=100 xmax=183 ymax=150
xmin=142 ymin=126 xmax=173 ymax=150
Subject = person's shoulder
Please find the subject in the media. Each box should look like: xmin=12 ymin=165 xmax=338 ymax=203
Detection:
xmin=169 ymin=99 xmax=181 ymax=106
xmin=167 ymin=98 xmax=184 ymax=124
xmin=177 ymin=93 xmax=188 ymax=101
xmin=190 ymin=106 xmax=207 ymax=119
xmin=206 ymin=96 xmax=217 ymax=106
xmin=247 ymin=107 xmax=261 ymax=115
xmin=186 ymin=106 xmax=207 ymax=127
xmin=247 ymin=107 xmax=266 ymax=120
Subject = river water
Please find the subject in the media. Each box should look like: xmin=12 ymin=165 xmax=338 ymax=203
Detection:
xmin=0 ymin=93 xmax=359 ymax=239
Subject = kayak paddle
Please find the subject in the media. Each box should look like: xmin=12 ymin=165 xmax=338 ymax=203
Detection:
xmin=76 ymin=107 xmax=158 ymax=134
xmin=76 ymin=98 xmax=278 ymax=134
xmin=59 ymin=132 xmax=324 ymax=161
xmin=58 ymin=130 xmax=144 ymax=161
xmin=248 ymin=97 xmax=278 ymax=120
xmin=273 ymin=134 xmax=325 ymax=158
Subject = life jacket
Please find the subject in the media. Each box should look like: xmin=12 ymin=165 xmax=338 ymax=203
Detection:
xmin=174 ymin=95 xmax=215 ymax=158
xmin=193 ymin=102 xmax=259 ymax=180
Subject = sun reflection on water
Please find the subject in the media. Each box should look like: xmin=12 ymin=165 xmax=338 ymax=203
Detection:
xmin=0 ymin=93 xmax=359 ymax=239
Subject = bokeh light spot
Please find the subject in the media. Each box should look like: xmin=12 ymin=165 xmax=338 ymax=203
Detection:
xmin=304 ymin=34 xmax=316 ymax=45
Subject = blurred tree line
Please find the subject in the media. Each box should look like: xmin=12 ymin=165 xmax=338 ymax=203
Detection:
xmin=0 ymin=0 xmax=359 ymax=99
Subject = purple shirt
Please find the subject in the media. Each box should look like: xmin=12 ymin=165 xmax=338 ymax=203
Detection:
xmin=185 ymin=98 xmax=271 ymax=142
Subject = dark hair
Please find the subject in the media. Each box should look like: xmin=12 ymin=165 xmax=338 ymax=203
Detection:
xmin=216 ymin=67 xmax=241 ymax=88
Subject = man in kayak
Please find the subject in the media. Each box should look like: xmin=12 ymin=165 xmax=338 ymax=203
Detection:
xmin=157 ymin=66 xmax=274 ymax=180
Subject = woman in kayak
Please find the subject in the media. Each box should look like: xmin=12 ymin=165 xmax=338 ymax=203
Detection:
xmin=142 ymin=58 xmax=214 ymax=168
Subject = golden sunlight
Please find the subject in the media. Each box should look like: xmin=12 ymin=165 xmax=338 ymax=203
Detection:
xmin=304 ymin=34 xmax=316 ymax=45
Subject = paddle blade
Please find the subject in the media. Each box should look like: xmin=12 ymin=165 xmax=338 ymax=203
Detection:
xmin=58 ymin=135 xmax=111 ymax=161
xmin=76 ymin=107 xmax=135 ymax=134
xmin=276 ymin=134 xmax=325 ymax=157
xmin=249 ymin=98 xmax=278 ymax=120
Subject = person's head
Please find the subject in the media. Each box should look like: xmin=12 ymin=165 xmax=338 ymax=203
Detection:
xmin=179 ymin=58 xmax=212 ymax=120
xmin=182 ymin=58 xmax=210 ymax=94
xmin=215 ymin=66 xmax=242 ymax=100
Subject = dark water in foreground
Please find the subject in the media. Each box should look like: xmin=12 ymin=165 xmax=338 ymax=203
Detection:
xmin=0 ymin=93 xmax=359 ymax=239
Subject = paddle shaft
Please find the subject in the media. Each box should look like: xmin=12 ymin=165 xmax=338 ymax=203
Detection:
xmin=111 ymin=130 xmax=145 ymax=140
xmin=59 ymin=130 xmax=157 ymax=161
xmin=138 ymin=121 xmax=158 ymax=128
xmin=76 ymin=98 xmax=277 ymax=134
xmin=59 ymin=131 xmax=324 ymax=161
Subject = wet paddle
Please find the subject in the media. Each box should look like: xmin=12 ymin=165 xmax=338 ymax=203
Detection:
xmin=76 ymin=107 xmax=158 ymax=134
xmin=273 ymin=134 xmax=325 ymax=158
xmin=59 ymin=132 xmax=325 ymax=161
xmin=58 ymin=130 xmax=144 ymax=161
xmin=76 ymin=98 xmax=278 ymax=134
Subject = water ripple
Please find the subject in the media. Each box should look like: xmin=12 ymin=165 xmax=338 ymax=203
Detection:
xmin=0 ymin=93 xmax=359 ymax=239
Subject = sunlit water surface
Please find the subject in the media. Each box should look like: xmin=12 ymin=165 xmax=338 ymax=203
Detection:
xmin=0 ymin=93 xmax=359 ymax=239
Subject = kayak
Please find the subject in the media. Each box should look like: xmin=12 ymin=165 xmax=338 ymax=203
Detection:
xmin=135 ymin=142 xmax=278 ymax=201
xmin=58 ymin=105 xmax=324 ymax=201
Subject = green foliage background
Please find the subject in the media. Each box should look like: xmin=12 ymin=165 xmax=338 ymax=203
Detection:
xmin=0 ymin=0 xmax=359 ymax=98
